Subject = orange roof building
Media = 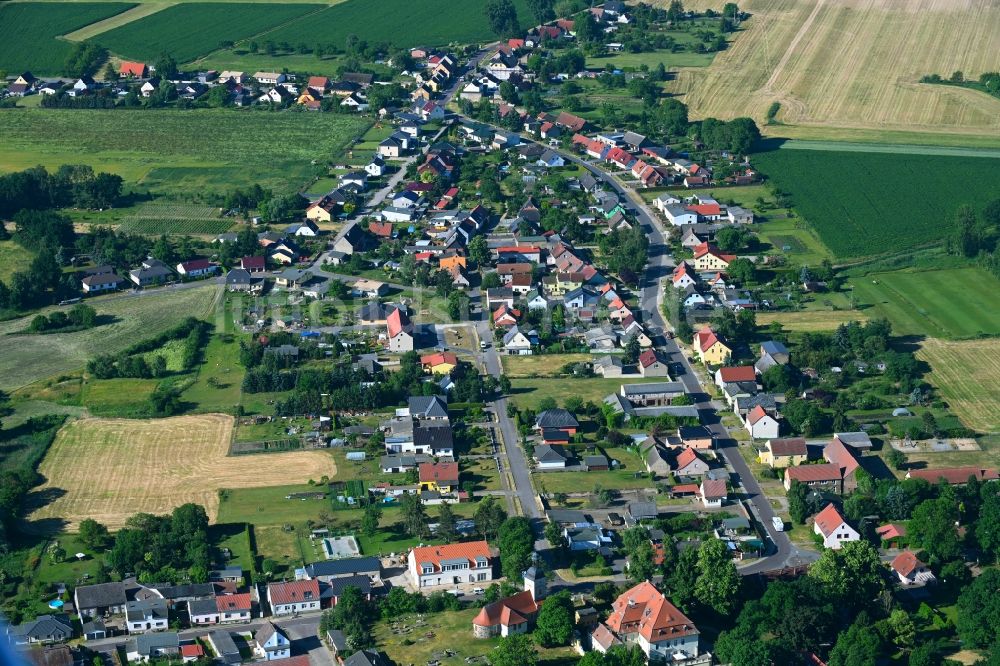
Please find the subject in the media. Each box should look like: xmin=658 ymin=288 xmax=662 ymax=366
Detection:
xmin=905 ymin=467 xmax=999 ymax=485
xmin=812 ymin=503 xmax=859 ymax=549
xmin=407 ymin=541 xmax=495 ymax=588
xmin=119 ymin=61 xmax=147 ymax=78
xmin=418 ymin=461 xmax=459 ymax=491
xmin=472 ymin=590 xmax=540 ymax=638
xmin=602 ymin=581 xmax=700 ymax=660
xmin=420 ymin=351 xmax=458 ymax=374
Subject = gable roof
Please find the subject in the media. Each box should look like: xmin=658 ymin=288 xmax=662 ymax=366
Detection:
xmin=694 ymin=326 xmax=728 ymax=353
xmin=813 ymin=503 xmax=848 ymax=538
xmin=305 ymin=557 xmax=381 ymax=578
xmin=905 ymin=467 xmax=999 ymax=485
xmin=891 ymin=551 xmax=925 ymax=578
xmin=785 ymin=463 xmax=841 ymax=484
xmin=747 ymin=405 xmax=772 ymax=425
xmin=75 ymin=581 xmax=127 ymax=609
xmin=701 ymin=478 xmax=727 ymax=499
xmin=823 ymin=437 xmax=859 ymax=478
xmin=386 ymin=307 xmax=412 ymax=338
xmin=768 ymin=437 xmax=807 ymax=457
xmin=418 ymin=461 xmax=459 ymax=484
xmin=718 ymin=366 xmax=756 ymax=383
xmin=535 ymin=408 xmax=579 ymax=429
xmin=268 ymin=579 xmax=319 ymax=605
xmin=473 ymin=590 xmax=539 ymax=628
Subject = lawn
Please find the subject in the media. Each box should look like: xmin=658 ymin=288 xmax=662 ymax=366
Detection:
xmin=181 ymin=333 xmax=246 ymax=413
xmin=848 ymin=267 xmax=1000 ymax=339
xmin=264 ymin=0 xmax=534 ymax=49
xmin=754 ymin=217 xmax=833 ymax=266
xmin=508 ymin=376 xmax=665 ymax=409
xmin=0 ymin=240 xmax=34 ymax=283
xmin=533 ymin=468 xmax=653 ymax=493
xmin=374 ymin=608 xmax=579 ymax=666
xmin=79 ymin=377 xmax=159 ymax=417
xmin=0 ymin=2 xmax=134 ymax=74
xmin=756 ymin=309 xmax=868 ymax=332
xmin=751 ymin=147 xmax=1000 ymax=259
xmin=93 ymin=3 xmax=320 ymax=62
xmin=500 ymin=353 xmax=594 ymax=378
xmin=918 ymin=337 xmax=1000 ymax=433
xmin=0 ymin=283 xmax=224 ymax=392
xmin=0 ymin=108 xmax=370 ymax=196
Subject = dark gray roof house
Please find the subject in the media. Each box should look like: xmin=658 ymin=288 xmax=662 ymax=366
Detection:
xmin=344 ymin=649 xmax=391 ymax=666
xmin=81 ymin=619 xmax=106 ymax=641
xmin=207 ymin=630 xmax=241 ymax=665
xmin=326 ymin=629 xmax=349 ymax=654
xmin=412 ymin=420 xmax=454 ymax=453
xmin=8 ymin=614 xmax=73 ymax=645
xmin=627 ymin=501 xmax=658 ymax=521
xmin=75 ymin=581 xmax=128 ymax=617
xmin=408 ymin=395 xmax=449 ymax=420
xmin=546 ymin=509 xmax=589 ymax=524
xmin=834 ymin=431 xmax=873 ymax=450
xmin=327 ymin=574 xmax=372 ymax=598
xmin=534 ymin=444 xmax=570 ymax=465
xmin=304 ymin=556 xmax=382 ymax=581
xmin=535 ymin=409 xmax=579 ymax=430
xmin=127 ymin=632 xmax=179 ymax=659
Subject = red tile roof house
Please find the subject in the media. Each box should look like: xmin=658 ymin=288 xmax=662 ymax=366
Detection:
xmin=176 ymin=258 xmax=217 ymax=278
xmin=267 ymin=580 xmax=320 ymax=615
xmin=492 ymin=304 xmax=520 ymax=327
xmin=891 ymin=551 xmax=937 ymax=586
xmin=472 ymin=590 xmax=540 ymax=638
xmin=240 ymin=256 xmax=266 ymax=273
xmin=600 ymin=581 xmax=700 ymax=660
xmin=875 ymin=523 xmax=906 ymax=547
xmin=812 ymin=503 xmax=860 ymax=550
xmin=216 ymin=593 xmax=253 ymax=623
xmin=418 ymin=461 xmax=460 ymax=492
xmin=180 ymin=644 xmax=204 ymax=661
xmin=783 ymin=463 xmax=843 ymax=493
xmin=368 ymin=221 xmax=393 ymax=238
xmin=407 ymin=541 xmax=495 ymax=589
xmin=700 ymin=478 xmax=727 ymax=508
xmin=745 ymin=404 xmax=780 ymax=440
xmin=714 ymin=365 xmax=757 ymax=389
xmin=119 ymin=61 xmax=148 ymax=78
xmin=386 ymin=307 xmax=414 ymax=353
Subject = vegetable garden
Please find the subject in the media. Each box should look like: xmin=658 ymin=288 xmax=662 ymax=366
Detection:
xmin=118 ymin=202 xmax=234 ymax=235
xmin=752 ymin=147 xmax=1000 ymax=259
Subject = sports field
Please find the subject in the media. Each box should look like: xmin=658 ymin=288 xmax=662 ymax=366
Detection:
xmin=848 ymin=267 xmax=1000 ymax=339
xmin=671 ymin=0 xmax=1000 ymax=144
xmin=0 ymin=2 xmax=134 ymax=74
xmin=752 ymin=148 xmax=1000 ymax=259
xmin=27 ymin=414 xmax=338 ymax=529
xmin=0 ymin=283 xmax=224 ymax=391
xmin=264 ymin=0 xmax=534 ymax=49
xmin=918 ymin=338 xmax=1000 ymax=433
xmin=94 ymin=3 xmax=319 ymax=61
xmin=0 ymin=109 xmax=369 ymax=195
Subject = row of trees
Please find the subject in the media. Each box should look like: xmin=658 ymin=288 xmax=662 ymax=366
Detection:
xmin=0 ymin=164 xmax=122 ymax=222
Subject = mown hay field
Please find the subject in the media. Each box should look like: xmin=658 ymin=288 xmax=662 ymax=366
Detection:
xmin=756 ymin=309 xmax=868 ymax=332
xmin=28 ymin=414 xmax=338 ymax=529
xmin=264 ymin=0 xmax=534 ymax=49
xmin=93 ymin=2 xmax=319 ymax=61
xmin=918 ymin=338 xmax=1000 ymax=433
xmin=848 ymin=267 xmax=1000 ymax=339
xmin=0 ymin=108 xmax=369 ymax=195
xmin=0 ymin=283 xmax=224 ymax=391
xmin=669 ymin=0 xmax=1000 ymax=144
xmin=751 ymin=148 xmax=1000 ymax=259
xmin=0 ymin=2 xmax=134 ymax=74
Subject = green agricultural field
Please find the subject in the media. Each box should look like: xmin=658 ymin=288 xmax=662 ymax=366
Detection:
xmin=848 ymin=267 xmax=1000 ymax=339
xmin=0 ymin=108 xmax=369 ymax=195
xmin=264 ymin=0 xmax=533 ymax=49
xmin=752 ymin=147 xmax=1000 ymax=259
xmin=586 ymin=49 xmax=716 ymax=70
xmin=0 ymin=2 xmax=134 ymax=74
xmin=117 ymin=202 xmax=234 ymax=235
xmin=0 ymin=283 xmax=224 ymax=391
xmin=79 ymin=377 xmax=159 ymax=416
xmin=180 ymin=333 xmax=245 ymax=413
xmin=93 ymin=3 xmax=320 ymax=62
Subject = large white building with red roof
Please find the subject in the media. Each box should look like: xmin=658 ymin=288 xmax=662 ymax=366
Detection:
xmin=598 ymin=581 xmax=700 ymax=660
xmin=386 ymin=307 xmax=414 ymax=352
xmin=407 ymin=541 xmax=494 ymax=588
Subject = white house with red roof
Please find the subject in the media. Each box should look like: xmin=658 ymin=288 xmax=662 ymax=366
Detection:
xmin=891 ymin=551 xmax=936 ymax=586
xmin=386 ymin=307 xmax=414 ymax=353
xmin=600 ymin=581 xmax=700 ymax=660
xmin=672 ymin=263 xmax=697 ymax=289
xmin=267 ymin=580 xmax=320 ymax=615
xmin=745 ymin=405 xmax=779 ymax=439
xmin=472 ymin=590 xmax=540 ymax=638
xmin=692 ymin=242 xmax=736 ymax=272
xmin=700 ymin=478 xmax=727 ymax=508
xmin=714 ymin=365 xmax=756 ymax=389
xmin=638 ymin=349 xmax=670 ymax=377
xmin=492 ymin=304 xmax=520 ymax=327
xmin=812 ymin=503 xmax=859 ymax=550
xmin=176 ymin=259 xmax=217 ymax=278
xmin=407 ymin=541 xmax=494 ymax=588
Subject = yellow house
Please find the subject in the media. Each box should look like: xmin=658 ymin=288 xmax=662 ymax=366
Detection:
xmin=693 ymin=327 xmax=731 ymax=365
xmin=692 ymin=242 xmax=735 ymax=272
xmin=296 ymin=90 xmax=320 ymax=106
xmin=306 ymin=197 xmax=338 ymax=223
xmin=759 ymin=438 xmax=808 ymax=468
xmin=551 ymin=272 xmax=583 ymax=296
xmin=419 ymin=461 xmax=459 ymax=493
xmin=420 ymin=351 xmax=458 ymax=375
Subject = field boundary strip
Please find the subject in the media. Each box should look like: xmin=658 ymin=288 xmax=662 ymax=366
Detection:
xmin=62 ymin=2 xmax=175 ymax=42
xmin=777 ymin=140 xmax=1000 ymax=159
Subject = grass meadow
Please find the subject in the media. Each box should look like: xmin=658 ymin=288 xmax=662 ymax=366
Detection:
xmin=917 ymin=338 xmax=1000 ymax=434
xmin=0 ymin=109 xmax=370 ymax=195
xmin=508 ymin=376 xmax=667 ymax=409
xmin=117 ymin=202 xmax=234 ymax=235
xmin=0 ymin=2 xmax=134 ymax=74
xmin=93 ymin=3 xmax=320 ymax=62
xmin=752 ymin=147 xmax=1000 ymax=259
xmin=0 ymin=241 xmax=35 ymax=283
xmin=848 ymin=267 xmax=1000 ymax=339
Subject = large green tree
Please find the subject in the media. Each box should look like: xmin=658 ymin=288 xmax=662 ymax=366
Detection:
xmin=491 ymin=634 xmax=537 ymax=666
xmin=533 ymin=590 xmax=574 ymax=646
xmin=694 ymin=538 xmax=740 ymax=614
xmin=808 ymin=540 xmax=885 ymax=606
xmin=485 ymin=0 xmax=521 ymax=37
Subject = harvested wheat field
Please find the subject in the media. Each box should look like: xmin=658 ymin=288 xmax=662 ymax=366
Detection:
xmin=918 ymin=338 xmax=1000 ymax=433
xmin=757 ymin=309 xmax=868 ymax=332
xmin=668 ymin=0 xmax=1000 ymax=142
xmin=27 ymin=414 xmax=337 ymax=530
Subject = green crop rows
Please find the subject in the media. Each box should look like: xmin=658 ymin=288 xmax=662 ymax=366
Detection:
xmin=94 ymin=3 xmax=318 ymax=62
xmin=265 ymin=0 xmax=534 ymax=49
xmin=118 ymin=203 xmax=234 ymax=235
xmin=752 ymin=148 xmax=1000 ymax=260
xmin=0 ymin=3 xmax=134 ymax=74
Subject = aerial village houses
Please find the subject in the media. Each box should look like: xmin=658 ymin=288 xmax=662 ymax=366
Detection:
xmin=594 ymin=581 xmax=703 ymax=662
xmin=813 ymin=503 xmax=860 ymax=550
